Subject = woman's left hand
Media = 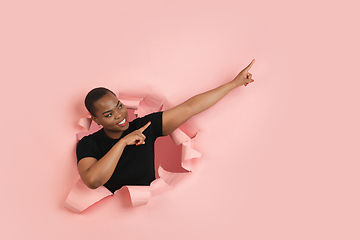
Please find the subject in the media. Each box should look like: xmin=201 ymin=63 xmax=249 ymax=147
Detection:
xmin=231 ymin=59 xmax=255 ymax=87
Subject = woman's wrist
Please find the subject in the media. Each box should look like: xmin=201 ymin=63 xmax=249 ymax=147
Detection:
xmin=226 ymin=80 xmax=239 ymax=90
xmin=117 ymin=138 xmax=128 ymax=148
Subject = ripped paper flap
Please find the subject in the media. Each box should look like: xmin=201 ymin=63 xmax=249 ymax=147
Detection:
xmin=64 ymin=178 xmax=112 ymax=213
xmin=126 ymin=186 xmax=151 ymax=207
xmin=119 ymin=97 xmax=144 ymax=110
xmin=76 ymin=120 xmax=102 ymax=141
xmin=134 ymin=95 xmax=163 ymax=117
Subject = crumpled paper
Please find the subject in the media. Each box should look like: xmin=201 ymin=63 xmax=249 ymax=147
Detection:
xmin=65 ymin=94 xmax=201 ymax=213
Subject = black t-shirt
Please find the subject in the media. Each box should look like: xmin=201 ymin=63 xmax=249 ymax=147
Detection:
xmin=76 ymin=112 xmax=163 ymax=193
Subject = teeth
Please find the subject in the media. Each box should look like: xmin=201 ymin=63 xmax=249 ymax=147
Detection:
xmin=119 ymin=118 xmax=126 ymax=124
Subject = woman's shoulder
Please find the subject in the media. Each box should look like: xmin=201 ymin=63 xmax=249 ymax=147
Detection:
xmin=131 ymin=111 xmax=163 ymax=138
xmin=77 ymin=128 xmax=106 ymax=146
xmin=132 ymin=111 xmax=163 ymax=125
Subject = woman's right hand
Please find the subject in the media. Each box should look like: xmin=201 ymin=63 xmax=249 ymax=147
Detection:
xmin=121 ymin=121 xmax=151 ymax=146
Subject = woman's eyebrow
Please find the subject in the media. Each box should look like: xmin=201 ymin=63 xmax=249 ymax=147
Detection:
xmin=102 ymin=101 xmax=120 ymax=115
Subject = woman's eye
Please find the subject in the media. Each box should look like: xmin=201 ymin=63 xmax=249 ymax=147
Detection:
xmin=106 ymin=113 xmax=112 ymax=117
xmin=118 ymin=104 xmax=122 ymax=109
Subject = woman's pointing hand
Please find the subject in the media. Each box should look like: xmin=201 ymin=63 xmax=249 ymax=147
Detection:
xmin=231 ymin=59 xmax=255 ymax=87
xmin=121 ymin=121 xmax=151 ymax=146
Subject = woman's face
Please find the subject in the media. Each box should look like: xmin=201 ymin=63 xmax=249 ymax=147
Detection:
xmin=92 ymin=92 xmax=129 ymax=139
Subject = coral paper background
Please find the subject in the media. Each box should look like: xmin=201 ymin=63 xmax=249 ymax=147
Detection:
xmin=0 ymin=0 xmax=359 ymax=239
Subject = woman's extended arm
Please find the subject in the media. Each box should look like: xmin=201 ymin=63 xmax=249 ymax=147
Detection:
xmin=162 ymin=59 xmax=255 ymax=136
xmin=77 ymin=122 xmax=151 ymax=189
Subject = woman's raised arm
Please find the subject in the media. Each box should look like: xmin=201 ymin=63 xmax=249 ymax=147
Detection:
xmin=162 ymin=59 xmax=255 ymax=136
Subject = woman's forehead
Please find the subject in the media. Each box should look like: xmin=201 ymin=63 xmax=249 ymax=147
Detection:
xmin=94 ymin=93 xmax=120 ymax=112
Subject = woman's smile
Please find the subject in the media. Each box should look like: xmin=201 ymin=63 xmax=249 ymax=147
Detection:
xmin=116 ymin=117 xmax=127 ymax=127
xmin=91 ymin=92 xmax=130 ymax=138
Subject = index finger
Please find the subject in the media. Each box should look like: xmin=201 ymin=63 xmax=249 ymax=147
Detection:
xmin=244 ymin=59 xmax=255 ymax=71
xmin=139 ymin=121 xmax=151 ymax=132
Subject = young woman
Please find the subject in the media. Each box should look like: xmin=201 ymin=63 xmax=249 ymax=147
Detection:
xmin=76 ymin=59 xmax=255 ymax=193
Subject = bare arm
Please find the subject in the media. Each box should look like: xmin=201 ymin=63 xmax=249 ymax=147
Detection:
xmin=162 ymin=59 xmax=255 ymax=136
xmin=77 ymin=121 xmax=151 ymax=189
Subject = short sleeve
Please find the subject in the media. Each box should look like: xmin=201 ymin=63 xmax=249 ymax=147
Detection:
xmin=76 ymin=138 xmax=100 ymax=163
xmin=135 ymin=111 xmax=163 ymax=140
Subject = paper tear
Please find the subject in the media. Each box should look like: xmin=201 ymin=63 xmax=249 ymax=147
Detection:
xmin=119 ymin=97 xmax=144 ymax=110
xmin=64 ymin=178 xmax=112 ymax=213
xmin=76 ymin=120 xmax=102 ymax=141
xmin=78 ymin=117 xmax=92 ymax=131
xmin=134 ymin=95 xmax=163 ymax=117
xmin=170 ymin=128 xmax=191 ymax=146
xmin=65 ymin=95 xmax=201 ymax=213
xmin=126 ymin=186 xmax=151 ymax=207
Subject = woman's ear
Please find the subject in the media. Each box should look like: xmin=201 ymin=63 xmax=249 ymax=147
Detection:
xmin=91 ymin=116 xmax=100 ymax=126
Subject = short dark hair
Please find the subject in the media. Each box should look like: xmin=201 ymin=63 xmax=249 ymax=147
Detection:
xmin=85 ymin=87 xmax=116 ymax=116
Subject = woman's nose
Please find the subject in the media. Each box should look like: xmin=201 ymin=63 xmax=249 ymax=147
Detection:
xmin=114 ymin=109 xmax=122 ymax=119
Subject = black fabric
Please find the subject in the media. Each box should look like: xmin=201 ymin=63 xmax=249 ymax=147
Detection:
xmin=76 ymin=112 xmax=163 ymax=193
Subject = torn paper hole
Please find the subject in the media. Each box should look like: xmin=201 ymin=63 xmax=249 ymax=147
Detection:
xmin=65 ymin=94 xmax=201 ymax=213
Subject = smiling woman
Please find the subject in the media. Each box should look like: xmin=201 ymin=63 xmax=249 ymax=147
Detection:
xmin=85 ymin=88 xmax=131 ymax=139
xmin=76 ymin=59 xmax=256 ymax=194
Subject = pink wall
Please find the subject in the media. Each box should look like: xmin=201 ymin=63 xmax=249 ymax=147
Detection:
xmin=1 ymin=0 xmax=359 ymax=239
